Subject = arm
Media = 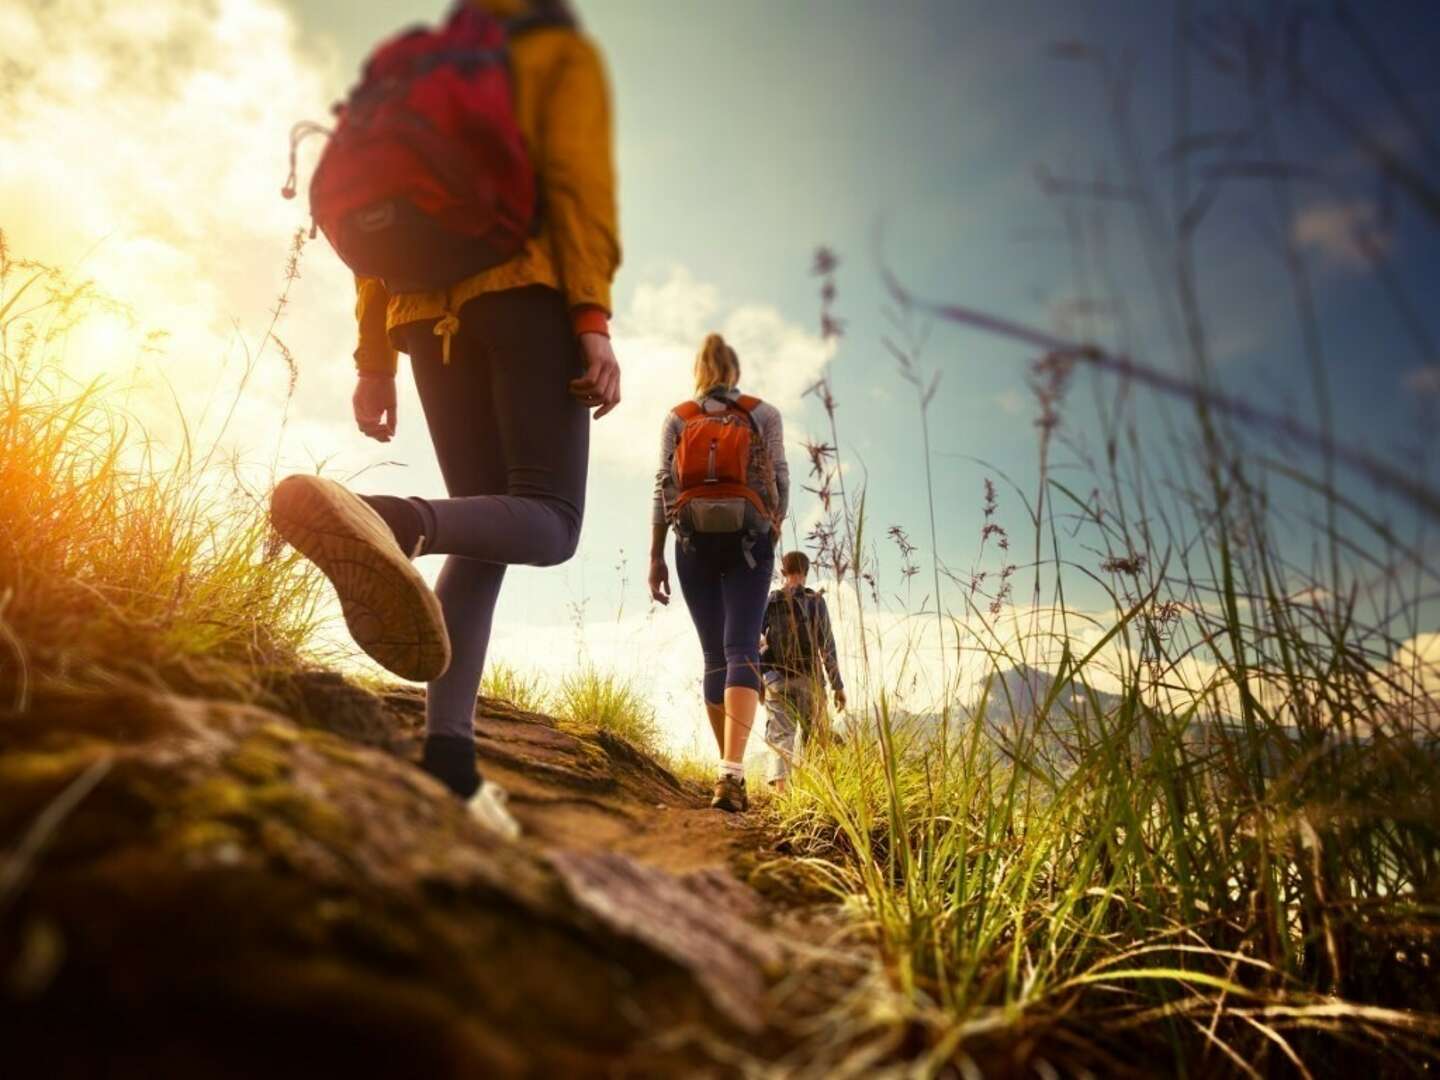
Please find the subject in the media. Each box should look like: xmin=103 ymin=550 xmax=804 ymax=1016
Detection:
xmin=354 ymin=276 xmax=397 ymax=375
xmin=538 ymin=36 xmax=621 ymax=319
xmin=540 ymin=36 xmax=622 ymax=417
xmin=353 ymin=276 xmax=398 ymax=440
xmin=652 ymin=412 xmax=679 ymax=528
xmin=758 ymin=599 xmax=773 ymax=676
xmin=766 ymin=407 xmax=790 ymax=524
xmin=648 ymin=522 xmax=670 ymax=605
xmin=816 ymin=597 xmax=844 ymax=695
xmin=648 ymin=414 xmax=678 ymax=604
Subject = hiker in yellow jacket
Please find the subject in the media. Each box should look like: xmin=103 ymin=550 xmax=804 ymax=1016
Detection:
xmin=272 ymin=0 xmax=620 ymax=836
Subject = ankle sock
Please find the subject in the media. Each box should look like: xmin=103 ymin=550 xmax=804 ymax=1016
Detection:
xmin=360 ymin=494 xmax=435 ymax=558
xmin=718 ymin=760 xmax=746 ymax=782
xmin=421 ymin=734 xmax=481 ymax=799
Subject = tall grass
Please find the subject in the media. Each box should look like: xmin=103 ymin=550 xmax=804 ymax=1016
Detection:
xmin=0 ymin=236 xmax=322 ymax=704
xmin=553 ymin=664 xmax=664 ymax=758
xmin=773 ymin=8 xmax=1440 ymax=1072
xmin=480 ymin=661 xmax=553 ymax=715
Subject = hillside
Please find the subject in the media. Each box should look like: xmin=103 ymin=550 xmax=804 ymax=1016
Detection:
xmin=0 ymin=670 xmax=861 ymax=1077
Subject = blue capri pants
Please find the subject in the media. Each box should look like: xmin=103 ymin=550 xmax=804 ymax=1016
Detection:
xmin=674 ymin=533 xmax=775 ymax=705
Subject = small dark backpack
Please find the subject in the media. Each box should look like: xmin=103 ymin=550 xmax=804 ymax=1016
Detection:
xmin=766 ymin=589 xmax=817 ymax=675
xmin=283 ymin=3 xmax=568 ymax=293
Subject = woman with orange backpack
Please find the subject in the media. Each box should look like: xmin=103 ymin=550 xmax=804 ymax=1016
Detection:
xmin=648 ymin=334 xmax=789 ymax=812
xmin=270 ymin=0 xmax=620 ymax=837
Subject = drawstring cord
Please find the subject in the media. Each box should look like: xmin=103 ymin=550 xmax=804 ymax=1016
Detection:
xmin=435 ymin=288 xmax=460 ymax=364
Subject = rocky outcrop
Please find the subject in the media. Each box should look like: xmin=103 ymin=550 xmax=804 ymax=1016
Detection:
xmin=0 ymin=676 xmax=789 ymax=1077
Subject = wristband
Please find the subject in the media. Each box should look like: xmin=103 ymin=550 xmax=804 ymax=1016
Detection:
xmin=572 ymin=305 xmax=610 ymax=338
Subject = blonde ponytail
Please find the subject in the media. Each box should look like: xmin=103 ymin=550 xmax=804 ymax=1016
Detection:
xmin=693 ymin=332 xmax=740 ymax=396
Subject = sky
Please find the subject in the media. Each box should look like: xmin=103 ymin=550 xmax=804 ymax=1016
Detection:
xmin=3 ymin=0 xmax=1438 ymax=752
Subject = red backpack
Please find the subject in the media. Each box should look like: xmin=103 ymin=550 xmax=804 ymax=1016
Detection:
xmin=670 ymin=395 xmax=776 ymax=535
xmin=282 ymin=4 xmax=567 ymax=293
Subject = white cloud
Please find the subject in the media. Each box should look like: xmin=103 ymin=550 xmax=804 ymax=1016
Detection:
xmin=1292 ymin=200 xmax=1392 ymax=272
xmin=601 ymin=266 xmax=835 ymax=472
xmin=0 ymin=0 xmax=355 ymax=468
xmin=1381 ymin=631 xmax=1440 ymax=695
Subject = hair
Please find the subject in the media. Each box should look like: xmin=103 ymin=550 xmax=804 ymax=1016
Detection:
xmin=693 ymin=333 xmax=740 ymax=396
xmin=781 ymin=551 xmax=810 ymax=577
xmin=464 ymin=1 xmax=580 ymax=27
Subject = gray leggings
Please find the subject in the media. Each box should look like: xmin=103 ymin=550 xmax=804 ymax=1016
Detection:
xmin=403 ymin=286 xmax=590 ymax=740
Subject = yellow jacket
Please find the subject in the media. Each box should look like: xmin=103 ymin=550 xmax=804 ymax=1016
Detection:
xmin=353 ymin=0 xmax=621 ymax=374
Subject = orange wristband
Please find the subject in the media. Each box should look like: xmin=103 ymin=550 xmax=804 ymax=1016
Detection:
xmin=571 ymin=305 xmax=610 ymax=338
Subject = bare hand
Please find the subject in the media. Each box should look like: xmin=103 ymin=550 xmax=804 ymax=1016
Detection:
xmin=834 ymin=689 xmax=847 ymax=712
xmin=569 ymin=333 xmax=621 ymax=419
xmin=354 ymin=373 xmax=397 ymax=442
xmin=648 ymin=558 xmax=671 ymax=605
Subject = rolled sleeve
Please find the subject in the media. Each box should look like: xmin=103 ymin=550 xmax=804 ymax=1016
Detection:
xmin=652 ymin=412 xmax=679 ymax=526
xmin=816 ymin=597 xmax=843 ymax=691
xmin=766 ymin=408 xmax=790 ymax=521
xmin=354 ymin=276 xmax=398 ymax=375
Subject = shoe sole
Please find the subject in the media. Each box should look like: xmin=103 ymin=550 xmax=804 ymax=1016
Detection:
xmin=270 ymin=475 xmax=450 ymax=682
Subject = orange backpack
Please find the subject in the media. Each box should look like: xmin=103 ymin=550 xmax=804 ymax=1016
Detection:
xmin=670 ymin=394 xmax=774 ymax=534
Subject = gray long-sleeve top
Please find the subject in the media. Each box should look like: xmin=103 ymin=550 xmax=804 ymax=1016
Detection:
xmin=652 ymin=387 xmax=790 ymax=527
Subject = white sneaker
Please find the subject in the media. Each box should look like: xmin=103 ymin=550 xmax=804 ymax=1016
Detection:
xmin=467 ymin=781 xmax=521 ymax=841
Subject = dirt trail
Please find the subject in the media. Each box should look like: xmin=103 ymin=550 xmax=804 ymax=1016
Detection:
xmin=0 ymin=669 xmax=861 ymax=1078
xmin=466 ymin=696 xmax=770 ymax=875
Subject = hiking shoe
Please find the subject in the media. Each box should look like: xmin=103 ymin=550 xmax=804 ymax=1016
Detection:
xmin=270 ymin=474 xmax=450 ymax=682
xmin=469 ymin=781 xmax=521 ymax=841
xmin=710 ymin=775 xmax=749 ymax=813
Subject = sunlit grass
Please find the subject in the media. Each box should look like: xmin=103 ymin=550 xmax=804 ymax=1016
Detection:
xmin=480 ymin=661 xmax=552 ymax=714
xmin=0 ymin=236 xmax=322 ymax=705
xmin=552 ymin=663 xmax=663 ymax=758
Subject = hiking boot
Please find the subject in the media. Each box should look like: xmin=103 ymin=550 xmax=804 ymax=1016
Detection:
xmin=270 ymin=474 xmax=450 ymax=681
xmin=469 ymin=781 xmax=521 ymax=841
xmin=710 ymin=774 xmax=749 ymax=813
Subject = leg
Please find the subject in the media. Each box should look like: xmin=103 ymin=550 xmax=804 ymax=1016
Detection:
xmin=722 ymin=686 xmax=759 ymax=763
xmin=800 ymin=681 xmax=829 ymax=782
xmin=674 ymin=539 xmax=728 ymax=744
xmin=417 ymin=287 xmax=589 ymax=566
xmin=408 ymin=320 xmax=507 ymax=764
xmin=705 ymin=702 xmax=726 ymax=756
xmin=405 ymin=288 xmax=588 ymax=796
xmin=764 ymin=679 xmax=800 ymax=789
xmin=718 ymin=537 xmax=776 ymax=764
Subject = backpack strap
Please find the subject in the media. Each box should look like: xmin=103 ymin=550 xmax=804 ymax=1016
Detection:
xmin=733 ymin=394 xmax=761 ymax=413
xmin=505 ymin=11 xmax=577 ymax=37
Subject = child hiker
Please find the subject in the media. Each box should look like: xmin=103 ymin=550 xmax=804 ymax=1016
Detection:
xmin=648 ymin=333 xmax=789 ymax=812
xmin=270 ymin=0 xmax=620 ymax=838
xmin=759 ymin=551 xmax=846 ymax=793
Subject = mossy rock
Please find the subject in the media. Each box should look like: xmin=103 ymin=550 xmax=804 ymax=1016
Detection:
xmin=0 ymin=683 xmax=781 ymax=1077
